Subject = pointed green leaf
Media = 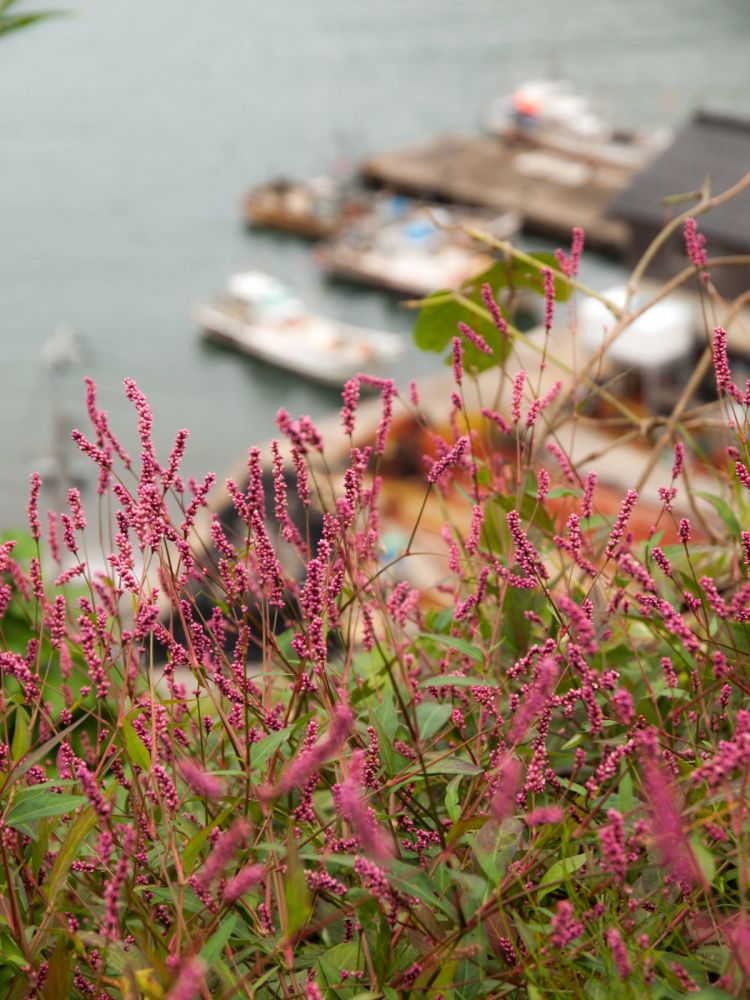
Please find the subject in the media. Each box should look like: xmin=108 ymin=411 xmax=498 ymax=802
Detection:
xmin=122 ymin=719 xmax=151 ymax=772
xmin=538 ymin=852 xmax=587 ymax=900
xmin=418 ymin=633 xmax=485 ymax=662
xmin=5 ymin=789 xmax=86 ymax=837
xmin=200 ymin=914 xmax=237 ymax=965
xmin=416 ymin=701 xmax=453 ymax=742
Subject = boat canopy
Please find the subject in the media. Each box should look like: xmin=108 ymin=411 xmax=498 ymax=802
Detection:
xmin=228 ymin=271 xmax=305 ymax=322
xmin=579 ymin=287 xmax=694 ymax=370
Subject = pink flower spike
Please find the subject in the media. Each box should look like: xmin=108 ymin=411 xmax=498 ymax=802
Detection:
xmin=511 ymin=370 xmax=526 ymax=424
xmin=606 ymin=928 xmax=632 ymax=980
xmin=180 ymin=760 xmax=225 ymax=800
xmin=555 ymin=227 xmax=585 ymax=278
xmin=458 ymin=320 xmax=493 ymax=355
xmin=683 ymin=217 xmax=708 ymax=271
xmin=547 ymin=442 xmax=576 ymax=485
xmin=341 ymin=378 xmax=360 ymax=436
xmin=452 ymin=336 xmax=463 ymax=386
xmin=480 ymin=282 xmax=509 ymax=339
xmin=489 ymin=755 xmax=522 ymax=821
xmin=481 ymin=407 xmax=511 ymax=435
xmin=223 ymin=864 xmax=265 ymax=901
xmin=27 ymin=473 xmax=42 ymax=542
xmin=542 ymin=267 xmax=555 ymax=330
xmin=427 ymin=436 xmax=469 ymax=484
xmin=168 ymin=957 xmax=207 ymax=1000
xmin=333 ymin=750 xmax=393 ymax=862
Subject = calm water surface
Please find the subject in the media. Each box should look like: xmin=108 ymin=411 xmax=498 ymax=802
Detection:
xmin=1 ymin=0 xmax=748 ymax=524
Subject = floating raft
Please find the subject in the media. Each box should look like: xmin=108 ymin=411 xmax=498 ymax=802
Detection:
xmin=361 ymin=134 xmax=631 ymax=253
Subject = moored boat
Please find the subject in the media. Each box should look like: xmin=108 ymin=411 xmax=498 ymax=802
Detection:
xmin=317 ymin=196 xmax=521 ymax=297
xmin=243 ymin=176 xmax=369 ymax=238
xmin=485 ymin=79 xmax=671 ymax=172
xmin=193 ymin=271 xmax=404 ymax=387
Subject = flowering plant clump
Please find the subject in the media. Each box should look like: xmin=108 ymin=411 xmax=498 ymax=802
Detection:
xmin=1 ymin=213 xmax=750 ymax=999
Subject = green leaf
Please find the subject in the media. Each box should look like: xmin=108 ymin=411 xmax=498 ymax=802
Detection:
xmin=249 ymin=724 xmax=295 ymax=773
xmin=423 ymin=754 xmax=483 ymax=776
xmin=43 ymin=936 xmax=70 ymax=1000
xmin=284 ymin=836 xmax=311 ymax=939
xmin=445 ymin=775 xmax=462 ymax=823
xmin=319 ymin=941 xmax=360 ymax=994
xmin=200 ymin=914 xmax=237 ymax=965
xmin=183 ymin=804 xmax=236 ymax=876
xmin=471 ymin=818 xmax=521 ymax=885
xmin=45 ymin=806 xmax=98 ymax=912
xmin=122 ymin=719 xmax=151 ymax=771
xmin=1 ymin=716 xmax=86 ymax=795
xmin=694 ymin=491 xmax=741 ymax=537
xmin=416 ymin=701 xmax=453 ymax=742
xmin=418 ymin=633 xmax=484 ymax=662
xmin=375 ymin=689 xmax=397 ymax=740
xmin=11 ymin=706 xmax=29 ymax=761
xmin=5 ymin=789 xmax=87 ymax=837
xmin=538 ymin=852 xmax=587 ymax=900
xmin=689 ymin=837 xmax=716 ymax=885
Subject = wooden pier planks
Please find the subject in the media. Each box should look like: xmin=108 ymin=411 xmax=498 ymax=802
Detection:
xmin=361 ymin=134 xmax=630 ymax=253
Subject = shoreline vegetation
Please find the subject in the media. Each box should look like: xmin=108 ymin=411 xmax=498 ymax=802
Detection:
xmin=1 ymin=202 xmax=750 ymax=999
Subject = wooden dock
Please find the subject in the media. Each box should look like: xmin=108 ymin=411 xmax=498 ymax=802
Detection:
xmin=361 ymin=134 xmax=631 ymax=253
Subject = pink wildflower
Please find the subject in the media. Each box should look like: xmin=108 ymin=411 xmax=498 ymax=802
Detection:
xmin=26 ymin=473 xmax=42 ymax=542
xmin=542 ymin=267 xmax=555 ymax=329
xmin=555 ymin=226 xmax=584 ymax=278
xmin=599 ymin=809 xmax=627 ymax=880
xmin=525 ymin=806 xmax=563 ymax=827
xmin=180 ymin=761 xmax=225 ymax=800
xmin=333 ymin=750 xmax=393 ymax=862
xmin=547 ymin=441 xmax=576 ymax=484
xmin=488 ymin=756 xmax=522 ymax=821
xmin=481 ymin=282 xmax=509 ymax=338
xmin=507 ymin=655 xmax=558 ymax=743
xmin=458 ymin=320 xmax=492 ymax=354
xmin=168 ymin=957 xmax=206 ymax=1000
xmin=452 ymin=336 xmax=463 ymax=386
xmin=683 ymin=217 xmax=708 ymax=271
xmin=427 ymin=436 xmax=469 ymax=484
xmin=341 ymin=378 xmax=360 ymax=436
xmin=481 ymin=407 xmax=511 ymax=435
xmin=636 ymin=728 xmax=699 ymax=887
xmin=549 ymin=900 xmax=583 ymax=949
xmin=223 ymin=864 xmax=265 ymax=901
xmin=582 ymin=471 xmax=597 ymax=518
xmin=265 ymin=703 xmax=354 ymax=797
xmin=511 ymin=370 xmax=526 ymax=423
xmin=605 ymin=489 xmax=638 ymax=558
xmin=606 ymin=928 xmax=632 ymax=980
xmin=672 ymin=440 xmax=685 ymax=479
xmin=193 ymin=818 xmax=250 ymax=893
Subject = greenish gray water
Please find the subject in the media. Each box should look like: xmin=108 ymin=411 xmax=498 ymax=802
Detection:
xmin=1 ymin=0 xmax=748 ymax=524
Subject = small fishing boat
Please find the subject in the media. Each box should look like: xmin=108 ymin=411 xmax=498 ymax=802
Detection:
xmin=243 ymin=176 xmax=369 ymax=239
xmin=317 ymin=196 xmax=521 ymax=297
xmin=485 ymin=79 xmax=670 ymax=172
xmin=194 ymin=271 xmax=404 ymax=387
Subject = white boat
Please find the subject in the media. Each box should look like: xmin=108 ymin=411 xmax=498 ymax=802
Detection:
xmin=318 ymin=196 xmax=521 ymax=298
xmin=194 ymin=271 xmax=404 ymax=387
xmin=485 ymin=79 xmax=671 ymax=172
xmin=578 ymin=286 xmax=695 ymax=412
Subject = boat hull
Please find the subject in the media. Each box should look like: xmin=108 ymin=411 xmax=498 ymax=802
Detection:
xmin=194 ymin=304 xmax=403 ymax=388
